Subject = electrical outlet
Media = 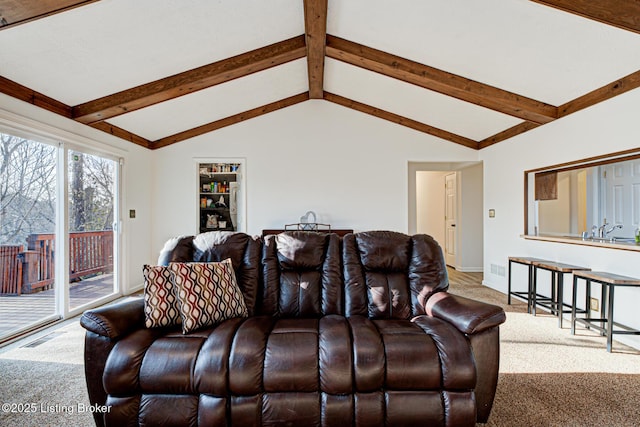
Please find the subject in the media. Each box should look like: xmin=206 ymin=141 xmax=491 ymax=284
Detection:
xmin=590 ymin=297 xmax=599 ymax=312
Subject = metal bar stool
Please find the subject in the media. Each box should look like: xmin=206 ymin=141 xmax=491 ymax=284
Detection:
xmin=507 ymin=257 xmax=549 ymax=313
xmin=531 ymin=261 xmax=590 ymax=328
xmin=571 ymin=271 xmax=640 ymax=352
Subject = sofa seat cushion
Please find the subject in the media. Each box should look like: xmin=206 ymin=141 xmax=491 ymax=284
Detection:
xmin=102 ymin=315 xmax=478 ymax=426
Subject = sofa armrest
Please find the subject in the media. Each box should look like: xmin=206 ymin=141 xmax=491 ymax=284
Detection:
xmin=80 ymin=297 xmax=145 ymax=341
xmin=425 ymin=292 xmax=505 ymax=335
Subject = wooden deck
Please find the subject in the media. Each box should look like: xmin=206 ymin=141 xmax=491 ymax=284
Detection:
xmin=0 ymin=273 xmax=114 ymax=340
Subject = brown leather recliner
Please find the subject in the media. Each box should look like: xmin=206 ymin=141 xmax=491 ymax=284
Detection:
xmin=81 ymin=231 xmax=505 ymax=427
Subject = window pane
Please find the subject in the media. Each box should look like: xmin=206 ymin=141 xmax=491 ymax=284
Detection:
xmin=68 ymin=150 xmax=116 ymax=310
xmin=0 ymin=132 xmax=58 ymax=341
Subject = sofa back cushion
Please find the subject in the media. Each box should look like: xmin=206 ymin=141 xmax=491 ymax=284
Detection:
xmin=343 ymin=231 xmax=448 ymax=319
xmin=157 ymin=235 xmax=194 ymax=265
xmin=190 ymin=232 xmax=262 ymax=316
xmin=261 ymin=231 xmax=343 ymax=317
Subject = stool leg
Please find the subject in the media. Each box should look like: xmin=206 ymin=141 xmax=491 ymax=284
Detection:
xmin=551 ymin=271 xmax=557 ymax=315
xmin=585 ymin=280 xmax=591 ymax=331
xmin=557 ymin=273 xmax=564 ymax=328
xmin=600 ymin=284 xmax=608 ymax=336
xmin=507 ymin=260 xmax=512 ymax=305
xmin=532 ymin=267 xmax=538 ymax=316
xmin=527 ymin=264 xmax=534 ymax=314
xmin=571 ymin=275 xmax=578 ymax=335
xmin=606 ymin=285 xmax=614 ymax=353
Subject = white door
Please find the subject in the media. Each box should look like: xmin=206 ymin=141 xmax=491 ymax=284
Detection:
xmin=444 ymin=173 xmax=457 ymax=267
xmin=602 ymin=159 xmax=640 ymax=237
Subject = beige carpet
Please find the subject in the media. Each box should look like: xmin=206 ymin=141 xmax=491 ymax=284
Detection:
xmin=0 ymin=319 xmax=93 ymax=427
xmin=0 ymin=271 xmax=638 ymax=427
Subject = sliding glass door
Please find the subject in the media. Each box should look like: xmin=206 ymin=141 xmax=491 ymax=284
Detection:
xmin=67 ymin=149 xmax=119 ymax=311
xmin=0 ymin=131 xmax=59 ymax=340
xmin=0 ymin=129 xmax=120 ymax=342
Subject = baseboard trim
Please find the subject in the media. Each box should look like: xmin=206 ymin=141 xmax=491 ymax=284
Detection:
xmin=455 ymin=267 xmax=483 ymax=273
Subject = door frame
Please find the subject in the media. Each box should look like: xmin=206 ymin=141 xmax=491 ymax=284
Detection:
xmin=444 ymin=172 xmax=457 ymax=267
xmin=194 ymin=157 xmax=247 ymax=234
xmin=0 ymin=109 xmax=126 ymax=342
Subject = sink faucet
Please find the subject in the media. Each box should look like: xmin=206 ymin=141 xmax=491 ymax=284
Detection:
xmin=598 ymin=221 xmax=622 ymax=238
xmin=597 ymin=221 xmax=608 ymax=238
xmin=605 ymin=223 xmax=622 ymax=236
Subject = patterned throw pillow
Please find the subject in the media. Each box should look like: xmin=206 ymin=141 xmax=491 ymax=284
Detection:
xmin=143 ymin=265 xmax=182 ymax=328
xmin=170 ymin=259 xmax=248 ymax=334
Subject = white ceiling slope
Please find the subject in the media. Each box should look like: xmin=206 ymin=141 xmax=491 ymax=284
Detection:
xmin=328 ymin=0 xmax=640 ymax=105
xmin=0 ymin=0 xmax=639 ymax=150
xmin=109 ymin=59 xmax=309 ymax=141
xmin=0 ymin=0 xmax=305 ymax=104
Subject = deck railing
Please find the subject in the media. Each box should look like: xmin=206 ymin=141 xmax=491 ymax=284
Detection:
xmin=0 ymin=245 xmax=23 ymax=294
xmin=0 ymin=230 xmax=113 ymax=295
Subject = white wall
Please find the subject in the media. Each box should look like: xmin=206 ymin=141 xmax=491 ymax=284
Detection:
xmin=150 ymin=100 xmax=478 ymax=253
xmin=416 ymin=171 xmax=447 ymax=247
xmin=459 ymin=163 xmax=484 ymax=271
xmin=480 ymin=87 xmax=640 ymax=349
xmin=0 ymin=94 xmax=154 ymax=295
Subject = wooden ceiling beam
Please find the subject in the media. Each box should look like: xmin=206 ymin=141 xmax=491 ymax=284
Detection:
xmin=303 ymin=0 xmax=328 ymax=99
xmin=0 ymin=0 xmax=98 ymax=30
xmin=0 ymin=75 xmax=72 ymax=117
xmin=90 ymin=121 xmax=152 ymax=149
xmin=324 ymin=92 xmax=479 ymax=150
xmin=326 ymin=35 xmax=558 ymax=125
xmin=558 ymin=70 xmax=640 ymax=118
xmin=152 ymin=92 xmax=309 ymax=149
xmin=531 ymin=0 xmax=640 ymax=34
xmin=479 ymin=121 xmax=541 ymax=149
xmin=72 ymin=35 xmax=307 ymax=125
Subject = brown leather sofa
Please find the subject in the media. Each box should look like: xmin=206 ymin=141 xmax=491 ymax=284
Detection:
xmin=80 ymin=230 xmax=506 ymax=427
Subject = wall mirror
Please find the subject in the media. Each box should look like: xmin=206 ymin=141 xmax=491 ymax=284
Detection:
xmin=525 ymin=148 xmax=640 ymax=246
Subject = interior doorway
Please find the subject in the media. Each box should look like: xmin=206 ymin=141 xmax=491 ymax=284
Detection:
xmin=408 ymin=161 xmax=484 ymax=272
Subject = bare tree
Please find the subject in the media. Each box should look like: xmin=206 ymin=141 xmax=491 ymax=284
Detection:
xmin=1 ymin=133 xmax=116 ymax=246
xmin=69 ymin=151 xmax=115 ymax=232
xmin=0 ymin=133 xmax=56 ymax=246
xmin=70 ymin=151 xmax=86 ymax=232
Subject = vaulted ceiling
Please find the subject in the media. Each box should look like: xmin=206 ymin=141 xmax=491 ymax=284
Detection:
xmin=1 ymin=0 xmax=640 ymax=150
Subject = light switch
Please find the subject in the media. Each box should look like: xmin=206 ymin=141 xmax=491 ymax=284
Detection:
xmin=129 ymin=209 xmax=136 ymax=219
xmin=489 ymin=209 xmax=495 ymax=218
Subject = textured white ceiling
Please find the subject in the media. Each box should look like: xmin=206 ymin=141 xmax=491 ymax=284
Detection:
xmin=1 ymin=0 xmax=639 ymax=146
xmin=0 ymin=0 xmax=304 ymax=104
xmin=109 ymin=59 xmax=309 ymax=141
xmin=325 ymin=59 xmax=522 ymax=141
xmin=328 ymin=0 xmax=640 ymax=105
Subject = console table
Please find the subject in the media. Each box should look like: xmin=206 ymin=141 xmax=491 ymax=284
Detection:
xmin=262 ymin=229 xmax=354 ymax=237
xmin=571 ymin=271 xmax=640 ymax=352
